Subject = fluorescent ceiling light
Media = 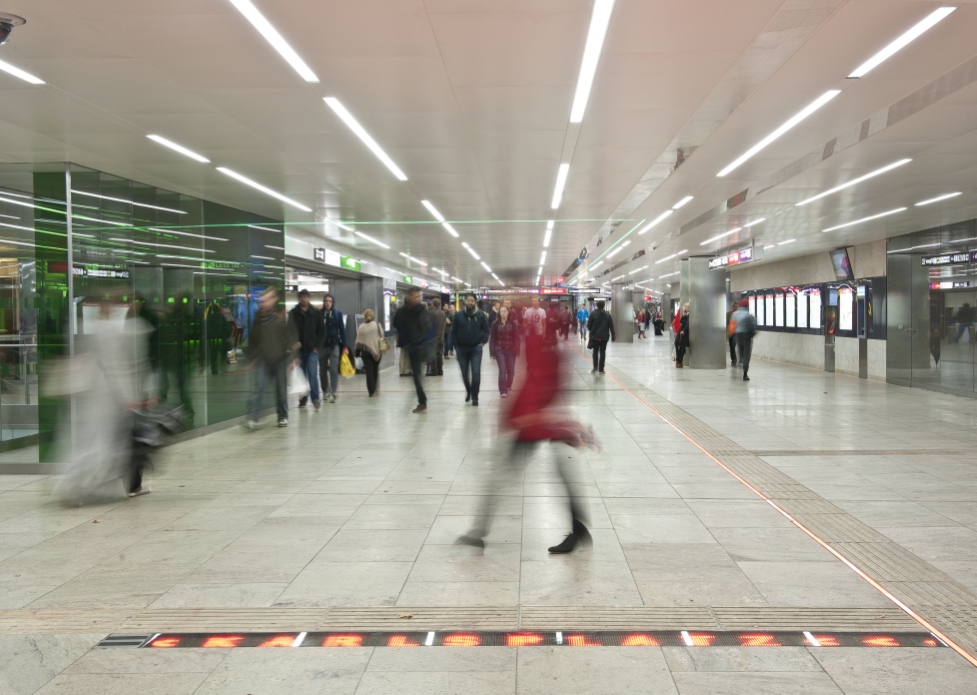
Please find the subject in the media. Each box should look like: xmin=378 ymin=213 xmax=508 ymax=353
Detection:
xmin=743 ymin=218 xmax=766 ymax=227
xmin=537 ymin=266 xmax=543 ymax=276
xmin=659 ymin=271 xmax=679 ymax=279
xmin=110 ymin=238 xmax=215 ymax=254
xmin=569 ymin=0 xmax=616 ymax=123
xmin=71 ymin=190 xmax=187 ymax=215
xmin=148 ymin=227 xmax=227 ymax=242
xmin=796 ymin=158 xmax=911 ymax=206
xmin=0 ymin=222 xmax=34 ymax=233
xmin=0 ymin=58 xmax=44 ymax=85
xmin=216 ymin=168 xmax=311 ymax=212
xmin=248 ymin=224 xmax=282 ymax=233
xmin=849 ymin=7 xmax=956 ymax=79
xmin=629 ymin=265 xmax=649 ymax=274
xmin=700 ymin=227 xmax=742 ymax=246
xmin=451 ymin=276 xmax=464 ymax=283
xmin=462 ymin=242 xmax=480 ymax=260
xmin=324 ymin=97 xmax=407 ymax=181
xmin=481 ymin=261 xmax=492 ymax=272
xmin=543 ymin=226 xmax=553 ymax=248
xmin=606 ymin=242 xmax=630 ymax=258
xmin=355 ymin=231 xmax=390 ymax=249
xmin=637 ymin=210 xmax=673 ymax=235
xmin=654 ymin=249 xmax=688 ymax=265
xmin=441 ymin=223 xmax=459 ymax=238
xmin=265 ymin=245 xmax=284 ymax=250
xmin=717 ymin=90 xmax=841 ymax=177
xmin=822 ymin=207 xmax=907 ymax=232
xmin=147 ymin=135 xmax=210 ymax=163
xmin=764 ymin=244 xmax=776 ymax=250
xmin=672 ymin=196 xmax=694 ymax=210
xmin=540 ymin=251 xmax=547 ymax=265
xmin=778 ymin=239 xmax=796 ymax=245
xmin=421 ymin=200 xmax=445 ymax=222
xmin=226 ymin=0 xmax=319 ymax=82
xmin=547 ymin=220 xmax=554 ymax=230
xmin=916 ymin=192 xmax=962 ymax=207
xmin=0 ymin=213 xmax=18 ymax=219
xmin=611 ymin=275 xmax=626 ymax=281
xmin=326 ymin=220 xmax=354 ymax=232
xmin=251 ymin=255 xmax=276 ymax=261
xmin=431 ymin=268 xmax=449 ymax=277
xmin=590 ymin=261 xmax=604 ymax=270
xmin=399 ymin=252 xmax=427 ymax=266
xmin=551 ymin=163 xmax=570 ymax=209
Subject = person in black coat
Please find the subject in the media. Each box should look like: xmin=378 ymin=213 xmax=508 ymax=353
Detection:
xmin=393 ymin=287 xmax=433 ymax=413
xmin=451 ymin=293 xmax=491 ymax=406
xmin=289 ymin=290 xmax=325 ymax=407
xmin=587 ymin=300 xmax=615 ymax=374
xmin=490 ymin=306 xmax=520 ymax=397
xmin=675 ymin=304 xmax=690 ymax=368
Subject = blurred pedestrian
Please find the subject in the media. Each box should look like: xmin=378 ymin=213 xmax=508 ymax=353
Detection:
xmin=451 ymin=292 xmax=490 ymax=406
xmin=319 ymin=293 xmax=348 ymax=403
xmin=490 ymin=305 xmax=520 ymax=397
xmin=354 ymin=308 xmax=385 ymax=396
xmin=289 ymin=289 xmax=324 ymax=409
xmin=524 ymin=295 xmax=546 ymax=341
xmin=675 ymin=303 xmax=690 ymax=368
xmin=587 ymin=300 xmax=615 ymax=374
xmin=636 ymin=309 xmax=646 ymax=339
xmin=732 ymin=298 xmax=757 ymax=381
xmin=248 ymin=287 xmax=298 ymax=428
xmin=393 ymin=287 xmax=434 ymax=413
xmin=577 ymin=303 xmax=590 ymax=341
xmin=458 ymin=331 xmax=595 ymax=552
xmin=427 ymin=298 xmax=446 ymax=376
xmin=443 ymin=302 xmax=455 ymax=359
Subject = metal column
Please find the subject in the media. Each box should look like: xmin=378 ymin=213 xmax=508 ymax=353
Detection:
xmin=679 ymin=258 xmax=727 ymax=369
xmin=611 ymin=283 xmax=634 ymax=343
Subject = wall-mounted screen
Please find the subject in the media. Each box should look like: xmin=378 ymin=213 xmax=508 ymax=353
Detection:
xmin=756 ymin=294 xmax=764 ymax=325
xmin=810 ymin=288 xmax=822 ymax=330
xmin=839 ymin=286 xmax=854 ymax=331
xmin=764 ymin=294 xmax=775 ymax=327
xmin=797 ymin=291 xmax=809 ymax=329
xmin=830 ymin=248 xmax=854 ymax=281
xmin=774 ymin=292 xmax=785 ymax=327
xmin=748 ymin=295 xmax=756 ymax=317
xmin=785 ymin=292 xmax=796 ymax=328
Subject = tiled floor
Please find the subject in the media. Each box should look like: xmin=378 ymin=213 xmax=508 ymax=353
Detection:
xmin=2 ymin=335 xmax=977 ymax=692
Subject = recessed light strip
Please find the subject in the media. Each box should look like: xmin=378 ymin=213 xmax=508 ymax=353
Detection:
xmin=569 ymin=0 xmax=617 ymax=123
xmin=699 ymin=227 xmax=742 ymax=246
xmin=638 ymin=210 xmax=673 ymax=235
xmin=672 ymin=196 xmax=693 ymax=210
xmin=717 ymin=90 xmax=841 ymax=177
xmin=796 ymin=159 xmax=911 ymax=206
xmin=822 ymin=207 xmax=907 ymax=233
xmin=147 ymin=135 xmax=210 ymax=163
xmin=551 ymin=163 xmax=570 ymax=210
xmin=915 ymin=192 xmax=961 ymax=207
xmin=355 ymin=231 xmax=390 ymax=249
xmin=71 ymin=190 xmax=188 ymax=215
xmin=0 ymin=58 xmax=44 ymax=85
xmin=226 ymin=0 xmax=319 ymax=82
xmin=399 ymin=252 xmax=427 ymax=266
xmin=216 ymin=168 xmax=311 ymax=212
xmin=324 ymin=98 xmax=407 ymax=181
xmin=849 ymin=7 xmax=956 ymax=79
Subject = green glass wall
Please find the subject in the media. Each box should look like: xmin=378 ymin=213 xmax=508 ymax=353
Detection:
xmin=0 ymin=163 xmax=286 ymax=461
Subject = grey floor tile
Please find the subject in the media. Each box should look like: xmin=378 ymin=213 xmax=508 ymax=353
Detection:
xmin=662 ymin=646 xmax=823 ymax=672
xmin=275 ymin=561 xmax=413 ymax=606
xmin=34 ymin=673 xmax=211 ymax=694
xmin=314 ymin=529 xmax=429 ymax=562
xmin=194 ymin=648 xmax=372 ymax=695
xmin=811 ymin=647 xmax=977 ymax=694
xmin=0 ymin=633 xmax=105 ymax=695
xmin=670 ymin=671 xmax=842 ymax=694
xmin=736 ymin=561 xmax=893 ymax=607
xmin=516 ymin=647 xmax=677 ymax=694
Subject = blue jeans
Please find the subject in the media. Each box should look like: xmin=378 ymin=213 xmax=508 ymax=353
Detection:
xmin=444 ymin=332 xmax=453 ymax=356
xmin=495 ymin=347 xmax=516 ymax=394
xmin=250 ymin=360 xmax=288 ymax=420
xmin=456 ymin=345 xmax=483 ymax=401
xmin=579 ymin=322 xmax=587 ymax=340
xmin=319 ymin=344 xmax=341 ymax=397
xmin=299 ymin=351 xmax=320 ymax=404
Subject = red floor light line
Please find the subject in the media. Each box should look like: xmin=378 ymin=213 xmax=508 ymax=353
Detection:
xmin=565 ymin=343 xmax=977 ymax=668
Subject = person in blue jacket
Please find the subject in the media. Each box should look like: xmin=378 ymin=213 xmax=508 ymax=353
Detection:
xmin=577 ymin=304 xmax=590 ymax=342
xmin=319 ymin=293 xmax=348 ymax=403
xmin=451 ymin=293 xmax=490 ymax=406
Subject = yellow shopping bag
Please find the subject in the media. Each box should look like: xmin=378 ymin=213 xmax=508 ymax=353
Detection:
xmin=339 ymin=352 xmax=356 ymax=378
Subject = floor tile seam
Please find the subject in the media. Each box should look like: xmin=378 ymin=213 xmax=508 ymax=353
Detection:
xmin=581 ymin=355 xmax=977 ymax=666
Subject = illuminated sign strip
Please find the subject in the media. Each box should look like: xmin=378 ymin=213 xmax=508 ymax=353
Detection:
xmin=132 ymin=631 xmax=943 ymax=650
xmin=709 ymin=245 xmax=755 ymax=270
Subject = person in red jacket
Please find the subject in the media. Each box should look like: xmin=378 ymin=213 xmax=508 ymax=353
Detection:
xmin=458 ymin=334 xmax=596 ymax=553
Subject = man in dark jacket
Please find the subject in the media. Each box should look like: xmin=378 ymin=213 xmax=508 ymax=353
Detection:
xmin=393 ymin=287 xmax=433 ymax=413
xmin=587 ymin=300 xmax=615 ymax=374
xmin=319 ymin=293 xmax=348 ymax=404
xmin=289 ymin=289 xmax=325 ymax=408
xmin=451 ymin=293 xmax=491 ymax=406
xmin=427 ymin=298 xmax=447 ymax=376
xmin=249 ymin=287 xmax=299 ymax=428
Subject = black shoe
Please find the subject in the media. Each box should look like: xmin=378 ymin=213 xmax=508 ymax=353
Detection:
xmin=465 ymin=392 xmax=471 ymax=403
xmin=456 ymin=535 xmax=485 ymax=549
xmin=472 ymin=400 xmax=479 ymax=407
xmin=598 ymin=370 xmax=605 ymax=374
xmin=548 ymin=520 xmax=591 ymax=554
xmin=743 ymin=374 xmax=750 ymax=381
xmin=298 ymin=397 xmax=308 ymax=408
xmin=731 ymin=361 xmax=736 ymax=367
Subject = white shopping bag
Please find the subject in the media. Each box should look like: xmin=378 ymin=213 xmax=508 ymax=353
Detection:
xmin=354 ymin=356 xmax=365 ymax=371
xmin=288 ymin=365 xmax=310 ymax=399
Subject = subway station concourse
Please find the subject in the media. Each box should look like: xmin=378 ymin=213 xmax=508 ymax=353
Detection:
xmin=3 ymin=1 xmax=977 ymax=693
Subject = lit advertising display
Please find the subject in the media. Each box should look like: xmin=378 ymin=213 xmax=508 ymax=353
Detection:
xmin=774 ymin=292 xmax=784 ymax=327
xmin=839 ymin=286 xmax=854 ymax=331
xmin=785 ymin=292 xmax=796 ymax=328
xmin=748 ymin=295 xmax=756 ymax=317
xmin=797 ymin=291 xmax=808 ymax=329
xmin=810 ymin=289 xmax=822 ymax=330
xmin=764 ymin=294 xmax=774 ymax=327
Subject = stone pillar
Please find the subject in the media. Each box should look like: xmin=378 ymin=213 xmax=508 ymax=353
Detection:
xmin=679 ymin=258 xmax=726 ymax=369
xmin=611 ymin=283 xmax=634 ymax=343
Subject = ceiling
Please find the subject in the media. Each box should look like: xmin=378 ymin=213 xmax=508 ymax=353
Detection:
xmin=1 ymin=0 xmax=976 ymax=290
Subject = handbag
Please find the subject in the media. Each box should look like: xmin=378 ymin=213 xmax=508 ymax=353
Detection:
xmin=288 ymin=366 xmax=310 ymax=398
xmin=378 ymin=323 xmax=390 ymax=354
xmin=587 ymin=337 xmax=594 ymax=350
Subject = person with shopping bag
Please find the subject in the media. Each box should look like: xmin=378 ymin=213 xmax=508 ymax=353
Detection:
xmin=248 ymin=287 xmax=299 ymax=428
xmin=289 ymin=289 xmax=324 ymax=410
xmin=319 ymin=293 xmax=348 ymax=404
xmin=354 ymin=308 xmax=387 ymax=397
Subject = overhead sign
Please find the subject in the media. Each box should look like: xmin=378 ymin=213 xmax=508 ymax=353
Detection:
xmin=402 ymin=275 xmax=413 ymax=284
xmin=709 ymin=245 xmax=755 ymax=270
xmin=930 ymin=281 xmax=971 ymax=289
xmin=921 ymin=253 xmax=970 ymax=266
xmin=340 ymin=255 xmax=361 ymax=272
xmin=313 ymin=247 xmax=326 ymax=263
xmin=541 ymin=288 xmax=567 ymax=295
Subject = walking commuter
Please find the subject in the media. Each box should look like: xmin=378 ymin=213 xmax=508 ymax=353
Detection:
xmin=524 ymin=295 xmax=547 ymax=340
xmin=675 ymin=304 xmax=690 ymax=368
xmin=393 ymin=287 xmax=433 ymax=413
xmin=577 ymin=304 xmax=590 ymax=341
xmin=587 ymin=300 xmax=615 ymax=374
xmin=732 ymin=298 xmax=757 ymax=381
xmin=488 ymin=301 xmax=501 ymax=326
xmin=636 ymin=309 xmax=646 ymax=339
xmin=451 ymin=293 xmax=491 ymax=406
xmin=427 ymin=298 xmax=447 ymax=376
xmin=354 ymin=309 xmax=385 ymax=396
xmin=955 ymin=303 xmax=974 ymax=343
xmin=490 ymin=305 xmax=520 ymax=397
xmin=289 ymin=289 xmax=324 ymax=409
xmin=458 ymin=331 xmax=596 ymax=553
xmin=644 ymin=309 xmax=651 ymax=336
xmin=559 ymin=305 xmax=571 ymax=340
xmin=248 ymin=288 xmax=299 ymax=428
xmin=443 ymin=303 xmax=455 ymax=359
xmin=319 ymin=294 xmax=348 ymax=403
xmin=727 ymin=310 xmax=738 ymax=367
